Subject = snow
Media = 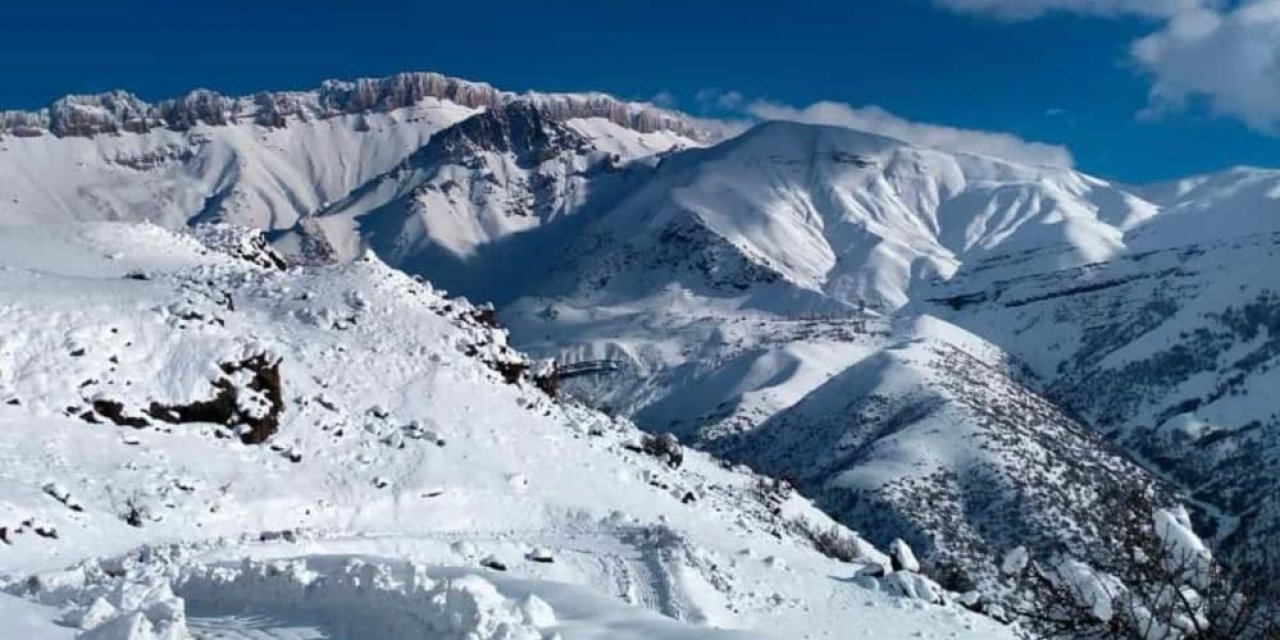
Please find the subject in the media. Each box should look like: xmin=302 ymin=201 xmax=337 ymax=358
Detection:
xmin=547 ymin=119 xmax=1152 ymax=311
xmin=565 ymin=117 xmax=698 ymax=159
xmin=1000 ymin=547 xmax=1029 ymax=576
xmin=0 ymin=222 xmax=1009 ymax=639
xmin=0 ymin=592 xmax=76 ymax=639
xmin=0 ymin=100 xmax=478 ymax=230
xmin=1054 ymin=559 xmax=1123 ymax=622
xmin=1152 ymin=507 xmax=1213 ymax=589
xmin=3 ymin=69 xmax=1279 ymax=633
xmin=889 ymin=539 xmax=921 ymax=573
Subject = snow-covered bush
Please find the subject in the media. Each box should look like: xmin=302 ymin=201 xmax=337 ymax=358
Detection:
xmin=793 ymin=518 xmax=867 ymax=564
xmin=626 ymin=432 xmax=684 ymax=469
xmin=1006 ymin=484 xmax=1278 ymax=639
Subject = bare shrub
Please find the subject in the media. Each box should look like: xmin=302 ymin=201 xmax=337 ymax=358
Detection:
xmin=1008 ymin=483 xmax=1279 ymax=639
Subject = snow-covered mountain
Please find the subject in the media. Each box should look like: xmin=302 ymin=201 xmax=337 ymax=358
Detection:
xmin=927 ymin=166 xmax=1280 ymax=579
xmin=0 ymin=222 xmax=1004 ymax=639
xmin=3 ymin=70 xmax=1279 ymax=629
xmin=284 ymin=100 xmax=693 ymax=302
xmin=484 ymin=123 xmax=1278 ymax=589
xmin=524 ymin=120 xmax=1155 ymax=310
xmin=474 ymin=121 xmax=1173 ymax=585
xmin=0 ymin=71 xmax=704 ymax=232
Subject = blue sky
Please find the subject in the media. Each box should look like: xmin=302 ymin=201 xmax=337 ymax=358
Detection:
xmin=1 ymin=0 xmax=1277 ymax=182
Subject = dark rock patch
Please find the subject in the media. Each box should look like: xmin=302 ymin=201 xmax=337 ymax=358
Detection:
xmin=145 ymin=353 xmax=283 ymax=444
xmin=91 ymin=400 xmax=151 ymax=428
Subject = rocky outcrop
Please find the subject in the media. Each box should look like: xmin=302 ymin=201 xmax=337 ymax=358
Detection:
xmin=48 ymin=91 xmax=157 ymax=136
xmin=316 ymin=72 xmax=504 ymax=113
xmin=418 ymin=100 xmax=592 ymax=168
xmin=0 ymin=110 xmax=46 ymax=136
xmin=523 ymin=91 xmax=701 ymax=138
xmin=0 ymin=71 xmax=711 ymax=140
xmin=190 ymin=223 xmax=288 ymax=270
xmin=154 ymin=89 xmax=234 ymax=129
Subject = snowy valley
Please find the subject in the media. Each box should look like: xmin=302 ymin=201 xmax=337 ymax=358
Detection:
xmin=1 ymin=71 xmax=1278 ymax=638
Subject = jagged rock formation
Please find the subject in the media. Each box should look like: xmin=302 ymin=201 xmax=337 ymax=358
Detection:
xmin=420 ymin=100 xmax=593 ymax=168
xmin=0 ymin=71 xmax=711 ymax=140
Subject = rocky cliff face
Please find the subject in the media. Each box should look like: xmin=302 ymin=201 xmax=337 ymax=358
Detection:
xmin=0 ymin=71 xmax=711 ymax=140
xmin=419 ymin=100 xmax=593 ymax=167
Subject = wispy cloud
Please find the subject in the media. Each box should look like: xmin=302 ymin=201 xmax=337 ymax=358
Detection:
xmin=694 ymin=89 xmax=745 ymax=111
xmin=930 ymin=0 xmax=1206 ymax=20
xmin=649 ymin=90 xmax=678 ymax=108
xmin=745 ymin=100 xmax=1075 ymax=167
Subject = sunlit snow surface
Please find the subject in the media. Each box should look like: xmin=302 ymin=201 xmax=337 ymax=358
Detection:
xmin=0 ymin=223 xmax=1008 ymax=639
xmin=5 ymin=81 xmax=1280 ymax=635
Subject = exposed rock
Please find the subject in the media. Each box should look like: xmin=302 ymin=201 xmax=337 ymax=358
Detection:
xmin=145 ymin=353 xmax=284 ymax=444
xmin=153 ymin=89 xmax=234 ymax=129
xmin=90 ymin=400 xmax=150 ymax=428
xmin=2 ymin=71 xmax=712 ymax=141
xmin=48 ymin=91 xmax=156 ymax=136
xmin=525 ymin=547 xmax=554 ymax=564
xmin=422 ymin=101 xmax=591 ymax=168
xmin=480 ymin=555 xmax=508 ymax=572
xmin=889 ymin=538 xmax=921 ymax=573
xmin=190 ymin=224 xmax=287 ymax=270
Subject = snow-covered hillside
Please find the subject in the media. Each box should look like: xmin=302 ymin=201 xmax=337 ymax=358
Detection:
xmin=524 ymin=120 xmax=1154 ymax=311
xmin=0 ymin=99 xmax=477 ymax=230
xmin=0 ymin=71 xmax=702 ymax=234
xmin=927 ymin=180 xmax=1280 ymax=578
xmin=481 ymin=123 xmax=1280 ymax=590
xmin=0 ymin=223 xmax=1007 ymax=639
xmin=470 ymin=122 xmax=1172 ymax=586
xmin=289 ymin=101 xmax=692 ymax=303
xmin=3 ymin=69 xmax=1279 ymax=624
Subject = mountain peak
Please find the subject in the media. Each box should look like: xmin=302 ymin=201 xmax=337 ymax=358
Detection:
xmin=421 ymin=100 xmax=591 ymax=165
xmin=727 ymin=119 xmax=906 ymax=156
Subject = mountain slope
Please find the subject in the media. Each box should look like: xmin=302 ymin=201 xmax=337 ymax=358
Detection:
xmin=3 ymin=71 xmax=1277 ymax=606
xmin=0 ymin=222 xmax=1007 ymax=639
xmin=0 ymin=71 xmax=704 ymax=234
xmin=528 ymin=120 xmax=1155 ymax=312
xmin=716 ymin=317 xmax=1153 ymax=589
xmin=926 ymin=169 xmax=1280 ymax=577
xmin=0 ymin=99 xmax=476 ymax=229
xmin=409 ymin=121 xmax=1199 ymax=591
xmin=289 ymin=101 xmax=691 ymax=303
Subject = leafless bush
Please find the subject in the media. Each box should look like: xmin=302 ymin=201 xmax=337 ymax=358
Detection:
xmin=1009 ymin=484 xmax=1279 ymax=639
xmin=793 ymin=517 xmax=864 ymax=563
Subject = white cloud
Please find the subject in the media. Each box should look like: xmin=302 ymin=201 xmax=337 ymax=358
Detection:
xmin=931 ymin=0 xmax=1280 ymax=134
xmin=649 ymin=91 xmax=678 ymax=108
xmin=932 ymin=0 xmax=1206 ymax=20
xmin=746 ymin=100 xmax=1075 ymax=167
xmin=1132 ymin=1 xmax=1280 ymax=132
xmin=694 ymin=89 xmax=746 ymax=111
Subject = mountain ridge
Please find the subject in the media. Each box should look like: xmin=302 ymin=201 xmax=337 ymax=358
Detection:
xmin=0 ymin=70 xmax=715 ymax=140
xmin=3 ymin=70 xmax=1280 ymax=604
